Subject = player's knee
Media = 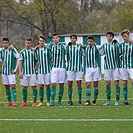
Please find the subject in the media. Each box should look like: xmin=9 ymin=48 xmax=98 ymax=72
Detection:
xmin=10 ymin=84 xmax=16 ymax=88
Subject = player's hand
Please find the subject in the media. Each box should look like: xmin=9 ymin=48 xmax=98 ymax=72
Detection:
xmin=32 ymin=48 xmax=36 ymax=52
xmin=68 ymin=42 xmax=72 ymax=45
xmin=19 ymin=73 xmax=23 ymax=78
xmin=9 ymin=45 xmax=14 ymax=50
xmin=93 ymin=43 xmax=96 ymax=46
xmin=11 ymin=70 xmax=15 ymax=75
xmin=112 ymin=39 xmax=118 ymax=43
xmin=36 ymin=71 xmax=38 ymax=75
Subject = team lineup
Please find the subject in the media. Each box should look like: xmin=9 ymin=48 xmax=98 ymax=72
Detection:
xmin=0 ymin=29 xmax=133 ymax=107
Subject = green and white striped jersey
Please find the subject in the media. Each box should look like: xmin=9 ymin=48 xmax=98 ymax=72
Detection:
xmin=97 ymin=42 xmax=120 ymax=69
xmin=84 ymin=45 xmax=100 ymax=68
xmin=49 ymin=43 xmax=66 ymax=68
xmin=119 ymin=42 xmax=133 ymax=68
xmin=66 ymin=44 xmax=83 ymax=71
xmin=0 ymin=47 xmax=19 ymax=75
xmin=35 ymin=46 xmax=51 ymax=74
xmin=19 ymin=48 xmax=37 ymax=75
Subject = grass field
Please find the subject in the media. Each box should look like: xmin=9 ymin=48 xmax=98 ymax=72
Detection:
xmin=0 ymin=75 xmax=133 ymax=133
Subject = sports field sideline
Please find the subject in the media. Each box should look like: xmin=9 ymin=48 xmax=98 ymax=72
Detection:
xmin=0 ymin=77 xmax=133 ymax=133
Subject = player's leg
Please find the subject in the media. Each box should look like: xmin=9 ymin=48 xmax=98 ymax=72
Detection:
xmin=103 ymin=80 xmax=111 ymax=105
xmin=57 ymin=68 xmax=66 ymax=106
xmin=76 ymin=71 xmax=82 ymax=106
xmin=85 ymin=68 xmax=93 ymax=106
xmin=9 ymin=74 xmax=17 ymax=106
xmin=93 ymin=81 xmax=99 ymax=105
xmin=30 ymin=74 xmax=38 ymax=106
xmin=85 ymin=81 xmax=91 ymax=106
xmin=45 ymin=73 xmax=51 ymax=106
xmin=2 ymin=75 xmax=12 ymax=106
xmin=20 ymin=75 xmax=29 ymax=106
xmin=103 ymin=70 xmax=111 ymax=105
xmin=37 ymin=74 xmax=44 ymax=106
xmin=76 ymin=80 xmax=82 ymax=106
xmin=50 ymin=68 xmax=58 ymax=106
xmin=92 ymin=67 xmax=101 ymax=105
xmin=67 ymin=71 xmax=74 ymax=106
xmin=113 ymin=68 xmax=121 ymax=106
xmin=120 ymin=68 xmax=128 ymax=105
xmin=114 ymin=80 xmax=120 ymax=105
xmin=46 ymin=84 xmax=50 ymax=106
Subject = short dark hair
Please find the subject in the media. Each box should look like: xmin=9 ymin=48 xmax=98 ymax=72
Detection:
xmin=25 ymin=37 xmax=33 ymax=42
xmin=87 ymin=35 xmax=95 ymax=41
xmin=106 ymin=31 xmax=114 ymax=37
xmin=3 ymin=37 xmax=9 ymax=42
xmin=52 ymin=33 xmax=59 ymax=38
xmin=39 ymin=36 xmax=46 ymax=41
xmin=70 ymin=34 xmax=77 ymax=39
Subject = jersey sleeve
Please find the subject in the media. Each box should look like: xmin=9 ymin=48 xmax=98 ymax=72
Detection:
xmin=13 ymin=48 xmax=19 ymax=59
xmin=19 ymin=51 xmax=23 ymax=61
xmin=96 ymin=44 xmax=105 ymax=55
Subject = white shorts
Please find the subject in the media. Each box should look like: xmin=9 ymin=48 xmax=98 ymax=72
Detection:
xmin=120 ymin=68 xmax=133 ymax=80
xmin=20 ymin=74 xmax=37 ymax=86
xmin=38 ymin=73 xmax=51 ymax=85
xmin=85 ymin=67 xmax=101 ymax=82
xmin=67 ymin=71 xmax=82 ymax=81
xmin=51 ymin=68 xmax=67 ymax=84
xmin=104 ymin=68 xmax=120 ymax=81
xmin=2 ymin=74 xmax=16 ymax=85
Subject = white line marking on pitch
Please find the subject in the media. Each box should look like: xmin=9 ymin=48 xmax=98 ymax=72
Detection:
xmin=0 ymin=119 xmax=133 ymax=122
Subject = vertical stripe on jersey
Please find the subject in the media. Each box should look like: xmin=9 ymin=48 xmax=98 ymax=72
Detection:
xmin=120 ymin=43 xmax=133 ymax=68
xmin=86 ymin=46 xmax=98 ymax=68
xmin=51 ymin=43 xmax=66 ymax=68
xmin=67 ymin=45 xmax=82 ymax=71
xmin=36 ymin=47 xmax=51 ymax=74
xmin=103 ymin=43 xmax=119 ymax=69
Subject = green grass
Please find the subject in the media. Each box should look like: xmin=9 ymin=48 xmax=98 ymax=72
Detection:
xmin=0 ymin=75 xmax=133 ymax=133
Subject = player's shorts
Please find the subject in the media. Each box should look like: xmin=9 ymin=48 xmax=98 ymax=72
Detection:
xmin=67 ymin=71 xmax=82 ymax=81
xmin=38 ymin=73 xmax=51 ymax=85
xmin=120 ymin=68 xmax=133 ymax=80
xmin=20 ymin=74 xmax=37 ymax=86
xmin=51 ymin=67 xmax=67 ymax=84
xmin=2 ymin=74 xmax=16 ymax=85
xmin=85 ymin=67 xmax=101 ymax=82
xmin=104 ymin=68 xmax=120 ymax=81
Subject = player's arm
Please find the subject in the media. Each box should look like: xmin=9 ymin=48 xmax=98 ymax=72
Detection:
xmin=11 ymin=59 xmax=19 ymax=74
xmin=19 ymin=60 xmax=23 ymax=78
xmin=9 ymin=44 xmax=15 ymax=50
xmin=18 ymin=53 xmax=23 ymax=78
xmin=32 ymin=45 xmax=40 ymax=52
xmin=95 ymin=43 xmax=105 ymax=56
xmin=11 ymin=48 xmax=19 ymax=74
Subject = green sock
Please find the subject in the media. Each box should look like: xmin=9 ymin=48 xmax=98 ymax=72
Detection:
xmin=39 ymin=88 xmax=44 ymax=103
xmin=12 ymin=88 xmax=17 ymax=102
xmin=94 ymin=88 xmax=99 ymax=102
xmin=22 ymin=89 xmax=27 ymax=102
xmin=33 ymin=89 xmax=37 ymax=102
xmin=78 ymin=87 xmax=82 ymax=102
xmin=6 ymin=89 xmax=11 ymax=103
xmin=86 ymin=88 xmax=91 ymax=101
xmin=116 ymin=86 xmax=120 ymax=101
xmin=123 ymin=86 xmax=128 ymax=102
xmin=51 ymin=86 xmax=56 ymax=103
xmin=106 ymin=86 xmax=111 ymax=102
xmin=68 ymin=88 xmax=72 ymax=101
xmin=46 ymin=88 xmax=51 ymax=102
xmin=58 ymin=87 xmax=64 ymax=102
